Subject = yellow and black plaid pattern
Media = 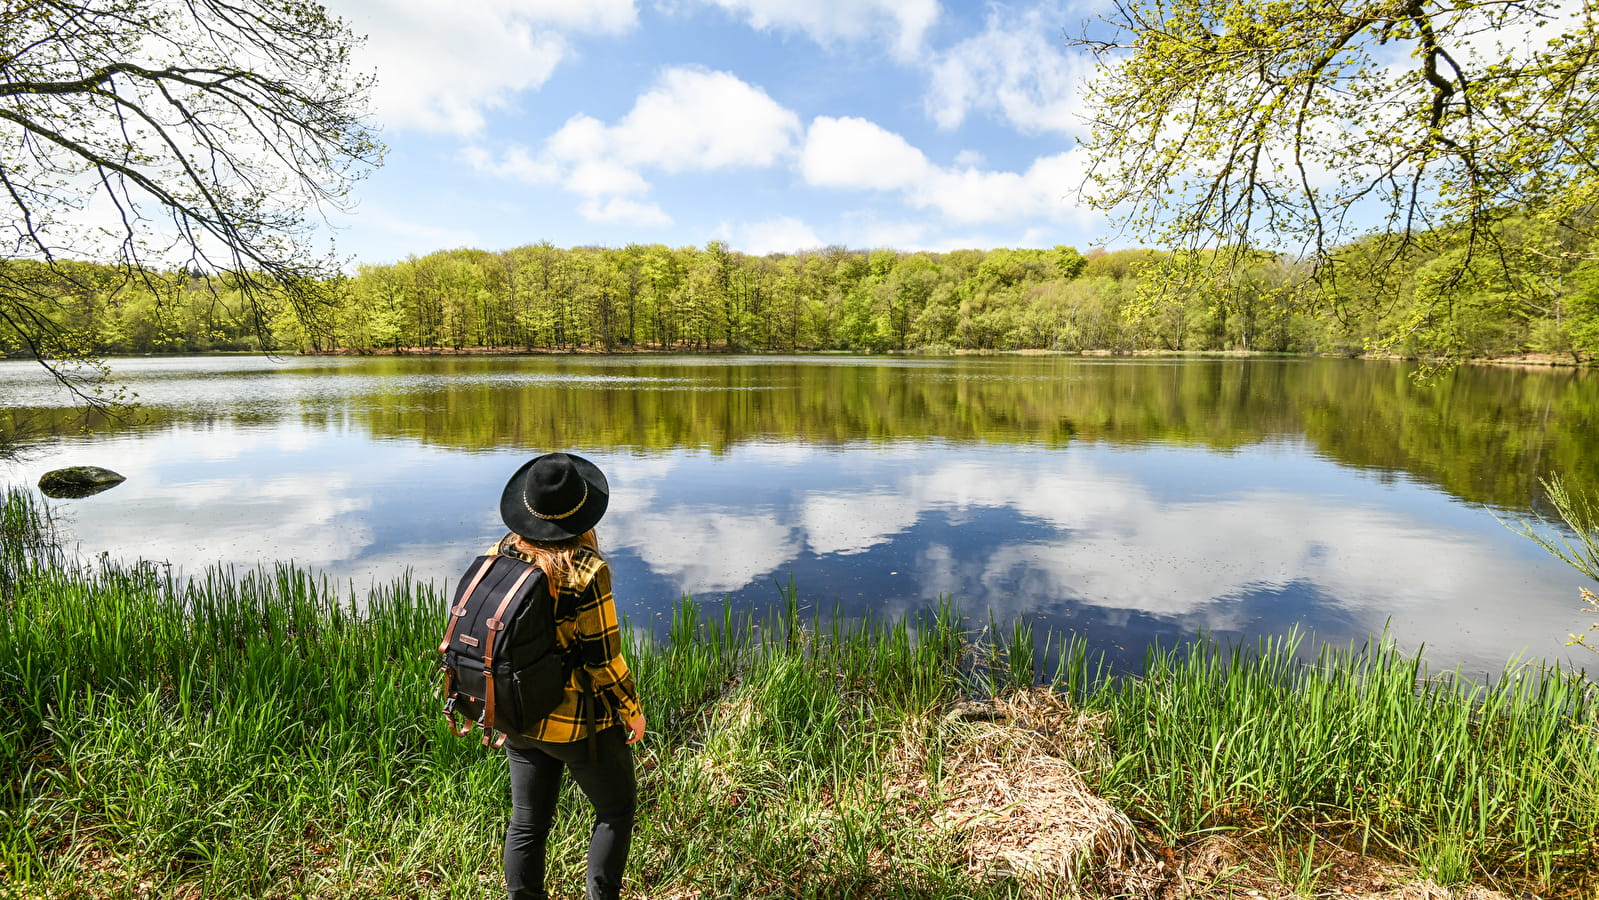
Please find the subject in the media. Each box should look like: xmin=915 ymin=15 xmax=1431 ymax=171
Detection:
xmin=489 ymin=535 xmax=643 ymax=742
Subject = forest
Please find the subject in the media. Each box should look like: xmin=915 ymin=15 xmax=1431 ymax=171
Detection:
xmin=6 ymin=217 xmax=1599 ymax=362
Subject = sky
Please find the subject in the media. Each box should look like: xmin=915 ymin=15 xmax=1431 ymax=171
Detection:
xmin=319 ymin=0 xmax=1109 ymax=265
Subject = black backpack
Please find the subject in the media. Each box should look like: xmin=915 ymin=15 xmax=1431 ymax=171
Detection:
xmin=437 ymin=553 xmax=586 ymax=747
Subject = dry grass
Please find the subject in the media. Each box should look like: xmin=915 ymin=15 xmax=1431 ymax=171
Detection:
xmin=916 ymin=690 xmax=1539 ymax=900
xmin=935 ymin=689 xmax=1150 ymax=894
xmin=1167 ymin=834 xmax=1525 ymax=900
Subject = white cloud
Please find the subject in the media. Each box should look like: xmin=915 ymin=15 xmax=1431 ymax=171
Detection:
xmin=969 ymin=490 xmax=1543 ymax=640
xmin=1447 ymin=0 xmax=1588 ymax=68
xmin=607 ymin=68 xmax=802 ymax=172
xmin=692 ymin=0 xmax=939 ymax=61
xmin=535 ymin=70 xmax=800 ymax=179
xmin=599 ymin=455 xmax=680 ymax=515
xmin=925 ymin=4 xmax=1093 ymax=136
xmin=922 ymin=150 xmax=1095 ymax=224
xmin=16 ymin=430 xmax=375 ymax=574
xmin=789 ymin=456 xmax=1573 ymax=670
xmin=857 ymin=220 xmax=931 ymax=249
xmin=465 ymin=67 xmax=799 ymax=226
xmin=351 ymin=206 xmax=481 ymax=259
xmin=801 ymin=116 xmax=933 ymax=191
xmin=333 ymin=0 xmax=644 ymax=134
xmin=459 ymin=145 xmax=559 ymax=184
xmin=504 ymin=0 xmax=639 ymax=33
xmin=595 ymin=455 xmax=803 ymax=595
xmin=567 ymin=160 xmax=653 ymax=198
xmin=731 ymin=442 xmax=816 ymax=463
xmin=732 ymin=217 xmax=823 ymax=255
xmin=801 ymin=116 xmax=1096 ymax=226
xmin=580 ymin=197 xmax=674 ymax=226
xmin=546 ymin=114 xmax=612 ymax=160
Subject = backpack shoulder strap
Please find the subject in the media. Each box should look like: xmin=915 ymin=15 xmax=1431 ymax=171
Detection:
xmin=478 ymin=562 xmax=541 ymax=746
xmin=438 ymin=554 xmax=496 ymax=654
xmin=438 ymin=554 xmax=498 ymax=737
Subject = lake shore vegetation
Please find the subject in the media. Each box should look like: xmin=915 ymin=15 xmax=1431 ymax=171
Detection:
xmin=3 ymin=487 xmax=1596 ymax=898
xmin=4 ymin=214 xmax=1597 ymax=367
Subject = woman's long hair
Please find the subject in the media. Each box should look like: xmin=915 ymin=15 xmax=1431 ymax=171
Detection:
xmin=510 ymin=529 xmax=601 ymax=591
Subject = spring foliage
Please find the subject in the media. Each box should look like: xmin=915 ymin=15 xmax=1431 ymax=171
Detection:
xmin=1076 ymin=0 xmax=1599 ymax=354
xmin=3 ymin=235 xmax=1598 ymax=361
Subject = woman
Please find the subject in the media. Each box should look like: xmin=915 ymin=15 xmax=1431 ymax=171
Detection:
xmin=491 ymin=452 xmax=645 ymax=900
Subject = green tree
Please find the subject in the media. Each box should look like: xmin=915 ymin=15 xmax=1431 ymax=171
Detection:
xmin=879 ymin=253 xmax=939 ymax=349
xmin=340 ymin=265 xmax=403 ymax=353
xmin=1566 ymin=264 xmax=1599 ymax=358
xmin=0 ymin=0 xmax=380 ymax=395
xmin=1077 ymin=0 xmax=1599 ymax=355
xmin=640 ymin=244 xmax=685 ymax=349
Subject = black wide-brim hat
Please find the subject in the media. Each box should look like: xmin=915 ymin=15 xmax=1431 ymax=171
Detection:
xmin=499 ymin=452 xmax=610 ymax=541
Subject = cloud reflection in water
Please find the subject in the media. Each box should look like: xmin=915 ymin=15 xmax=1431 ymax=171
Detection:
xmin=591 ymin=445 xmax=1581 ymax=673
xmin=9 ymin=427 xmax=1584 ymax=675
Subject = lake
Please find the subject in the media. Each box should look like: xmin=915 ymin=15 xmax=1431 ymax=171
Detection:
xmin=2 ymin=353 xmax=1595 ymax=674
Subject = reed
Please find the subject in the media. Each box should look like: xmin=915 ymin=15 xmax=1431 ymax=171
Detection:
xmin=1076 ymin=632 xmax=1599 ymax=889
xmin=1 ymin=487 xmax=1595 ymax=897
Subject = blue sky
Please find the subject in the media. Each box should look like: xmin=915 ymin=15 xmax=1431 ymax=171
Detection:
xmin=321 ymin=0 xmax=1109 ymax=264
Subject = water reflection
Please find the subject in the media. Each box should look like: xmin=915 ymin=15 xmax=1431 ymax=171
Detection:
xmin=1 ymin=355 xmax=1594 ymax=674
xmin=585 ymin=445 xmax=1581 ymax=674
xmin=5 ymin=355 xmax=1596 ymax=510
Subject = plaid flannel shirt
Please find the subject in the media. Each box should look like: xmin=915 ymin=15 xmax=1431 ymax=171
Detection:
xmin=489 ymin=534 xmax=643 ymax=742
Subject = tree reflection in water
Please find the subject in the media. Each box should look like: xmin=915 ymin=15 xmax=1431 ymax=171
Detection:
xmin=0 ymin=354 xmax=1592 ymax=673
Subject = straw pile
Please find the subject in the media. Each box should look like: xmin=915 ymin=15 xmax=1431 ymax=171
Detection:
xmin=671 ymin=683 xmax=1533 ymax=899
xmin=935 ymin=688 xmax=1149 ymax=892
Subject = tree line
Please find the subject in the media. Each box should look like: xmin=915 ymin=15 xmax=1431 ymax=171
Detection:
xmin=7 ymin=0 xmax=1595 ymax=381
xmin=3 ymin=216 xmax=1597 ymax=361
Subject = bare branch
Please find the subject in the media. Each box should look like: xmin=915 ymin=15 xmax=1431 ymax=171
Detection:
xmin=0 ymin=0 xmax=381 ymax=388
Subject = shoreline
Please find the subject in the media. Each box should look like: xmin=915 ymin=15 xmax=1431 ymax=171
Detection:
xmin=317 ymin=345 xmax=1597 ymax=368
xmin=21 ymin=345 xmax=1590 ymax=370
xmin=2 ymin=488 xmax=1594 ymax=898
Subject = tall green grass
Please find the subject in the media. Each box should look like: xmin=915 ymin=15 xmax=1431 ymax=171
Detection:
xmin=1078 ymin=633 xmax=1599 ymax=888
xmin=0 ymin=492 xmax=1001 ymax=898
xmin=1 ymin=486 xmax=1596 ymax=897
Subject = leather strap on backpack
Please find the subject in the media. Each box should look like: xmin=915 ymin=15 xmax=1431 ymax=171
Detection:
xmin=479 ymin=564 xmax=539 ymax=746
xmin=438 ymin=556 xmax=495 ymax=654
xmin=440 ymin=556 xmax=497 ymax=737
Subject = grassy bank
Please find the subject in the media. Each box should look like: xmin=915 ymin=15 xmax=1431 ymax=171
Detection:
xmin=1 ymin=488 xmax=1596 ymax=899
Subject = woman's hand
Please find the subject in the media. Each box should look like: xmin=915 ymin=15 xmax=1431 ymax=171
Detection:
xmin=624 ymin=714 xmax=646 ymax=745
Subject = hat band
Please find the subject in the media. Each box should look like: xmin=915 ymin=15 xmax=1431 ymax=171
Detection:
xmin=524 ymin=481 xmax=588 ymax=521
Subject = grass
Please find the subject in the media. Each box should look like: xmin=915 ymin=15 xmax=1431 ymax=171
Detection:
xmin=1 ymin=486 xmax=1596 ymax=898
xmin=1091 ymin=632 xmax=1599 ymax=889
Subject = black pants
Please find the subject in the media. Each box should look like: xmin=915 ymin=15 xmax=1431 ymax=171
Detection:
xmin=503 ymin=726 xmax=636 ymax=900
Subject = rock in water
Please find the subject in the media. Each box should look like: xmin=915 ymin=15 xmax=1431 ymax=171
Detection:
xmin=38 ymin=466 xmax=126 ymax=499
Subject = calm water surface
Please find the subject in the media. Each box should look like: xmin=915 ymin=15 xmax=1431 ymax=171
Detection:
xmin=2 ymin=354 xmax=1595 ymax=674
